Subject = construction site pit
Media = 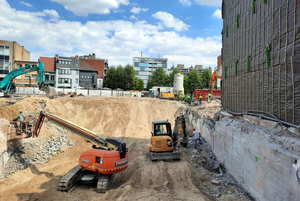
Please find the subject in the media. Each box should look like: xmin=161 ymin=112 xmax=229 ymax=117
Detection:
xmin=0 ymin=96 xmax=254 ymax=201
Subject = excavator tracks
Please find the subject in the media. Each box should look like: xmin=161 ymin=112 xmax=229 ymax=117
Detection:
xmin=57 ymin=165 xmax=85 ymax=192
xmin=97 ymin=174 xmax=116 ymax=193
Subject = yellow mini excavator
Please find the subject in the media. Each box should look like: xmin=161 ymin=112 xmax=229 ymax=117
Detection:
xmin=147 ymin=115 xmax=187 ymax=161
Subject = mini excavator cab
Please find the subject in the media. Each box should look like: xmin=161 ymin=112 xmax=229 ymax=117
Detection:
xmin=147 ymin=121 xmax=181 ymax=161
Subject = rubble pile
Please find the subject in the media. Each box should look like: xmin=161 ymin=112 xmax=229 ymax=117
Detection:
xmin=2 ymin=126 xmax=74 ymax=178
xmin=187 ymin=138 xmax=254 ymax=201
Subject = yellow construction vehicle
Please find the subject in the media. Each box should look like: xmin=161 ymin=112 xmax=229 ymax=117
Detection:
xmin=147 ymin=115 xmax=187 ymax=161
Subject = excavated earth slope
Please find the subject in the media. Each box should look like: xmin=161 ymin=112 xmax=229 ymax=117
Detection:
xmin=0 ymin=96 xmax=214 ymax=201
xmin=0 ymin=96 xmax=252 ymax=201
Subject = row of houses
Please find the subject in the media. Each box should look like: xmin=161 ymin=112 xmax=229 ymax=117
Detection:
xmin=0 ymin=40 xmax=108 ymax=89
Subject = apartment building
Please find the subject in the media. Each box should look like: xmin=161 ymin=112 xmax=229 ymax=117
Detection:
xmin=0 ymin=40 xmax=30 ymax=81
xmin=81 ymin=54 xmax=108 ymax=87
xmin=79 ymin=60 xmax=98 ymax=89
xmin=55 ymin=55 xmax=80 ymax=88
xmin=133 ymin=57 xmax=168 ymax=88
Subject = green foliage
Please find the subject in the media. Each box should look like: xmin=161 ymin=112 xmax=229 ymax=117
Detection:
xmin=188 ymin=70 xmax=201 ymax=89
xmin=123 ymin=64 xmax=135 ymax=90
xmin=133 ymin=77 xmax=144 ymax=90
xmin=106 ymin=67 xmax=117 ymax=89
xmin=199 ymin=69 xmax=212 ymax=89
xmin=147 ymin=67 xmax=168 ymax=90
xmin=106 ymin=64 xmax=141 ymax=90
xmin=183 ymin=75 xmax=189 ymax=94
xmin=167 ymin=68 xmax=182 ymax=86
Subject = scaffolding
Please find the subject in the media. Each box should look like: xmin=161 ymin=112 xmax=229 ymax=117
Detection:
xmin=222 ymin=0 xmax=300 ymax=125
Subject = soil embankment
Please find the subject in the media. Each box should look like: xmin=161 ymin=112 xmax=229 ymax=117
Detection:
xmin=0 ymin=96 xmax=251 ymax=201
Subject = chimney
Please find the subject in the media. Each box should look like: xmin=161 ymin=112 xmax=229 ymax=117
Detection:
xmin=55 ymin=54 xmax=59 ymax=58
xmin=75 ymin=55 xmax=78 ymax=60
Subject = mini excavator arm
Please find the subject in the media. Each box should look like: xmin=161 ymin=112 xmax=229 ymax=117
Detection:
xmin=33 ymin=111 xmax=127 ymax=158
xmin=210 ymin=71 xmax=222 ymax=91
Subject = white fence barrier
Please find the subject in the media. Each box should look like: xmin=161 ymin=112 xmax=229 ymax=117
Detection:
xmin=12 ymin=87 xmax=141 ymax=98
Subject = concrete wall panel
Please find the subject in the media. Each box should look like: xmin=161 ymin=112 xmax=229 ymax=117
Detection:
xmin=201 ymin=118 xmax=300 ymax=201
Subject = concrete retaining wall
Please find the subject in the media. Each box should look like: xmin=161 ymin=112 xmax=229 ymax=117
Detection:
xmin=186 ymin=111 xmax=300 ymax=201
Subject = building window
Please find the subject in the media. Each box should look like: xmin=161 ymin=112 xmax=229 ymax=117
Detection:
xmin=76 ymin=78 xmax=78 ymax=83
xmin=81 ymin=76 xmax=83 ymax=78
xmin=16 ymin=75 xmax=22 ymax=79
xmin=51 ymin=75 xmax=55 ymax=81
xmin=31 ymin=74 xmax=37 ymax=80
xmin=58 ymin=78 xmax=71 ymax=83
xmin=58 ymin=69 xmax=71 ymax=75
xmin=17 ymin=64 xmax=22 ymax=68
xmin=76 ymin=70 xmax=78 ymax=75
xmin=25 ymin=74 xmax=30 ymax=80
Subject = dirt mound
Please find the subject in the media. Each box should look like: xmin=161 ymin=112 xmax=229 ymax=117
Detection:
xmin=0 ymin=96 xmax=251 ymax=201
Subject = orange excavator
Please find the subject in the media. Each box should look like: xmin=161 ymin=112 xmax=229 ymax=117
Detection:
xmin=8 ymin=111 xmax=129 ymax=193
xmin=210 ymin=71 xmax=222 ymax=91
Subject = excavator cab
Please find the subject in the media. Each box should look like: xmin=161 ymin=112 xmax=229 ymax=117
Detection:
xmin=147 ymin=121 xmax=181 ymax=161
xmin=152 ymin=121 xmax=172 ymax=136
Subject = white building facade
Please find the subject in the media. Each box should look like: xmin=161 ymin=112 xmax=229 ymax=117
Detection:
xmin=133 ymin=57 xmax=168 ymax=88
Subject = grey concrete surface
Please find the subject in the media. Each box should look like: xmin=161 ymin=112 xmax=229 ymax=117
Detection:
xmin=186 ymin=111 xmax=300 ymax=201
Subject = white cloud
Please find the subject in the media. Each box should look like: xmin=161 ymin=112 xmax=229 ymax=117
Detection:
xmin=152 ymin=11 xmax=190 ymax=32
xmin=43 ymin=9 xmax=60 ymax=19
xmin=0 ymin=0 xmax=221 ymax=68
xmin=212 ymin=9 xmax=221 ymax=19
xmin=50 ymin=0 xmax=130 ymax=17
xmin=179 ymin=0 xmax=192 ymax=6
xmin=194 ymin=0 xmax=222 ymax=7
xmin=20 ymin=1 xmax=33 ymax=7
xmin=130 ymin=7 xmax=149 ymax=14
xmin=129 ymin=15 xmax=138 ymax=20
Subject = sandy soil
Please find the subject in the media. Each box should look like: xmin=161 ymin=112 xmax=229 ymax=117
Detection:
xmin=0 ymin=96 xmax=214 ymax=201
xmin=0 ymin=96 xmax=251 ymax=201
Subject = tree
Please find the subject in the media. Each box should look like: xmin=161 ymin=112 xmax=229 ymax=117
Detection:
xmin=106 ymin=67 xmax=117 ymax=89
xmin=147 ymin=67 xmax=168 ymax=89
xmin=188 ymin=70 xmax=201 ymax=89
xmin=167 ymin=68 xmax=182 ymax=86
xmin=116 ymin=65 xmax=125 ymax=89
xmin=137 ymin=78 xmax=144 ymax=91
xmin=183 ymin=75 xmax=189 ymax=94
xmin=199 ymin=69 xmax=212 ymax=89
xmin=124 ymin=64 xmax=135 ymax=90
xmin=105 ymin=64 xmax=145 ymax=91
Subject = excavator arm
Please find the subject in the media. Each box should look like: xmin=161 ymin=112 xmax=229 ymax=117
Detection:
xmin=33 ymin=111 xmax=127 ymax=157
xmin=210 ymin=71 xmax=222 ymax=91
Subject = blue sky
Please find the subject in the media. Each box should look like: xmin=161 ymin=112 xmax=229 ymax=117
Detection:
xmin=1 ymin=0 xmax=222 ymax=68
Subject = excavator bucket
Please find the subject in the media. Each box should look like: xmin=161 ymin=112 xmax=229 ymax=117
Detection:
xmin=40 ymin=85 xmax=55 ymax=99
xmin=149 ymin=151 xmax=181 ymax=161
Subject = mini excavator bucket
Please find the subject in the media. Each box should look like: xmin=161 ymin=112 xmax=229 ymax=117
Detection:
xmin=149 ymin=151 xmax=181 ymax=161
xmin=40 ymin=85 xmax=55 ymax=99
